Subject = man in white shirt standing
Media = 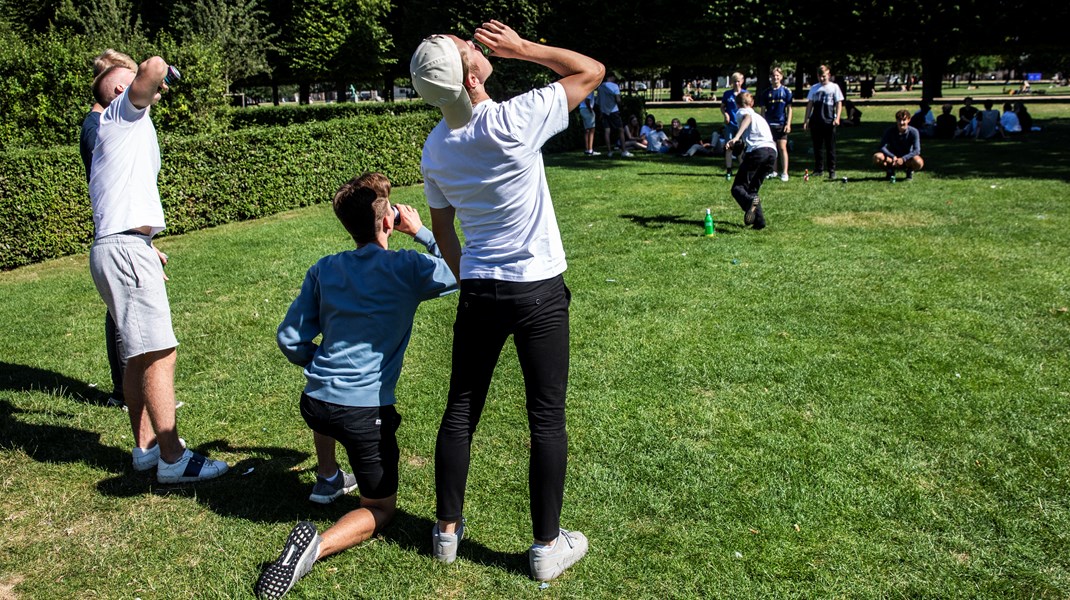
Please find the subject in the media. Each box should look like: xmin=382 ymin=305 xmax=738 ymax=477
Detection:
xmin=725 ymin=91 xmax=777 ymax=230
xmin=89 ymin=57 xmax=228 ymax=483
xmin=411 ymin=21 xmax=603 ymax=581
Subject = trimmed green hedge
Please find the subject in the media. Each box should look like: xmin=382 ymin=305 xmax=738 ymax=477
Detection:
xmin=0 ymin=111 xmax=438 ymax=269
xmin=1 ymin=96 xmax=597 ymax=270
xmin=227 ymin=102 xmax=438 ymax=129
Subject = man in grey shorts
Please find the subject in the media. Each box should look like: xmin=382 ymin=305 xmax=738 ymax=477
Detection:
xmin=89 ymin=55 xmax=228 ymax=483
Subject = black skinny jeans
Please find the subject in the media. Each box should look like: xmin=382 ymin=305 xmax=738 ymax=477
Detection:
xmin=809 ymin=119 xmax=837 ymax=173
xmin=731 ymin=147 xmax=777 ymax=208
xmin=435 ymin=275 xmax=571 ymax=542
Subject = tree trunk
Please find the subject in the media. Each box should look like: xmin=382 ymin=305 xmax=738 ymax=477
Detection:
xmin=300 ymin=81 xmax=311 ymax=105
xmin=668 ymin=66 xmax=683 ymax=101
xmin=336 ymin=80 xmax=347 ymax=103
xmin=272 ymin=81 xmax=280 ymax=106
xmin=921 ymin=50 xmax=949 ymax=103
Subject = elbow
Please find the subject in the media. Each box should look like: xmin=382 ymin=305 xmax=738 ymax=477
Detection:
xmin=139 ymin=56 xmax=168 ymax=80
xmin=588 ymin=61 xmax=606 ymax=92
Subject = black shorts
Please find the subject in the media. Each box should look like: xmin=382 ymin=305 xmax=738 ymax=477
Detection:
xmin=602 ymin=111 xmax=623 ymax=131
xmin=769 ymin=124 xmax=788 ymax=141
xmin=300 ymin=393 xmax=401 ymax=500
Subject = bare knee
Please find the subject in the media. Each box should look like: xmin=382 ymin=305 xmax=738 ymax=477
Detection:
xmin=361 ymin=494 xmax=397 ymax=529
xmin=907 ymin=156 xmax=924 ymax=170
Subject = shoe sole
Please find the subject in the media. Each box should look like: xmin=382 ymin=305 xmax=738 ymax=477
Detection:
xmin=744 ymin=200 xmax=760 ymax=226
xmin=255 ymin=522 xmax=319 ymax=599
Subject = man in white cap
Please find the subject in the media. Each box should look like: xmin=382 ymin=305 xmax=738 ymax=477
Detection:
xmin=411 ymin=21 xmax=603 ymax=581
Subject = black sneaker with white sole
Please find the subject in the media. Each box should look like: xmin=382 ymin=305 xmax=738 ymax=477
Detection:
xmin=255 ymin=521 xmax=320 ymax=599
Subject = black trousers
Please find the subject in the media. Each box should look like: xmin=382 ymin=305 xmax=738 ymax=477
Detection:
xmin=435 ymin=275 xmax=571 ymax=541
xmin=731 ymin=147 xmax=777 ymax=209
xmin=809 ymin=119 xmax=837 ymax=173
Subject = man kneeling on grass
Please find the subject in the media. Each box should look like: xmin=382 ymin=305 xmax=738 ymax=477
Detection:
xmin=255 ymin=173 xmax=457 ymax=599
xmin=873 ymin=109 xmax=924 ymax=181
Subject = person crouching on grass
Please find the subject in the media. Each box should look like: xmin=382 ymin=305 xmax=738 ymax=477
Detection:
xmin=873 ymin=109 xmax=924 ymax=180
xmin=255 ymin=172 xmax=457 ymax=600
xmin=725 ymin=91 xmax=776 ymax=230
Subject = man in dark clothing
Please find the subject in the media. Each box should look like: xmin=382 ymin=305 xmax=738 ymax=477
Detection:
xmin=872 ymin=109 xmax=924 ymax=180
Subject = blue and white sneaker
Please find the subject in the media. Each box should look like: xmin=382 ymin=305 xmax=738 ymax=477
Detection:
xmin=308 ymin=469 xmax=358 ymax=504
xmin=255 ymin=521 xmax=321 ymax=599
xmin=131 ymin=438 xmax=185 ymax=472
xmin=156 ymin=448 xmax=228 ymax=483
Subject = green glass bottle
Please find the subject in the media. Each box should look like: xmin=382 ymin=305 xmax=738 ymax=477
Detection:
xmin=704 ymin=208 xmax=715 ymax=237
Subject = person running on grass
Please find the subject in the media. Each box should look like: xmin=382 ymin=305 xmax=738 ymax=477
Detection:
xmin=725 ymin=91 xmax=776 ymax=230
xmin=411 ymin=20 xmax=603 ymax=581
xmin=255 ymin=172 xmax=457 ymax=599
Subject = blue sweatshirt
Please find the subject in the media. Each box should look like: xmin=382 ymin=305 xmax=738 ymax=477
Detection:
xmin=277 ymin=227 xmax=458 ymax=407
xmin=880 ymin=125 xmax=921 ymax=161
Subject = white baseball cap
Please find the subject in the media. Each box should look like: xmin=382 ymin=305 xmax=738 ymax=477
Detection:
xmin=410 ymin=36 xmax=473 ymax=130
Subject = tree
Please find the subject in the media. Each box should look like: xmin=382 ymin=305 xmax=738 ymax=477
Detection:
xmin=173 ymin=0 xmax=277 ymax=92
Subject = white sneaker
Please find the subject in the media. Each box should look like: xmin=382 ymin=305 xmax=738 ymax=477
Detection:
xmin=529 ymin=529 xmax=588 ymax=581
xmin=765 ymin=172 xmax=777 ymax=179
xmin=780 ymin=173 xmax=790 ymax=182
xmin=157 ymin=448 xmax=228 ymax=483
xmin=132 ymin=438 xmax=185 ymax=471
xmin=621 ymin=151 xmax=634 ymax=157
xmin=432 ymin=521 xmax=465 ymax=564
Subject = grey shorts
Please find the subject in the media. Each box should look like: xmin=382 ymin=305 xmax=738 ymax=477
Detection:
xmin=89 ymin=233 xmax=178 ymax=360
xmin=579 ymin=106 xmax=596 ymax=129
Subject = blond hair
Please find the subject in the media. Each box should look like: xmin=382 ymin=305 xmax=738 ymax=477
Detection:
xmin=93 ymin=49 xmax=137 ymax=77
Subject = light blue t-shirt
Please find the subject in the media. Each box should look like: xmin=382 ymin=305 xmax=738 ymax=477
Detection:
xmin=277 ymin=227 xmax=458 ymax=407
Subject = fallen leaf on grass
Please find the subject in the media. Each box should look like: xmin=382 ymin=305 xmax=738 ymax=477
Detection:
xmin=749 ymin=528 xmax=759 ymax=535
xmin=794 ymin=523 xmax=801 ymax=532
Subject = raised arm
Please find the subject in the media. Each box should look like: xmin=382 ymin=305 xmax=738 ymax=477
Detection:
xmin=129 ymin=56 xmax=169 ymax=109
xmin=474 ymin=20 xmax=604 ymax=110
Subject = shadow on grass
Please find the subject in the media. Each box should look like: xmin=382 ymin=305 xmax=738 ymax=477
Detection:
xmin=0 ymin=361 xmax=110 ymax=405
xmin=379 ymin=511 xmax=528 ymax=576
xmin=0 ymin=399 xmax=128 ymax=473
xmin=248 ymin=510 xmax=527 ymax=581
xmin=622 ymin=213 xmax=745 ymax=235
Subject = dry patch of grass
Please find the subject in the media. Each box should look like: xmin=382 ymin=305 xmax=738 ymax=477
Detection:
xmin=811 ymin=211 xmax=933 ymax=228
xmin=0 ymin=575 xmax=24 ymax=600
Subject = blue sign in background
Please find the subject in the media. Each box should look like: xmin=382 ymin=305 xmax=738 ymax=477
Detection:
xmin=1027 ymin=72 xmax=1042 ymax=81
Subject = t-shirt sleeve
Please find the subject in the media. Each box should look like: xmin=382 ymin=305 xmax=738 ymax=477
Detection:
xmin=107 ymin=89 xmax=149 ymax=127
xmin=834 ymin=87 xmax=845 ymax=102
xmin=503 ymin=82 xmax=570 ymax=150
xmin=423 ymin=166 xmax=450 ymax=210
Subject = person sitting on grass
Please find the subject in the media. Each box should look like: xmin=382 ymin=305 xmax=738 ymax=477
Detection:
xmin=934 ymin=103 xmax=957 ymax=139
xmin=974 ymin=100 xmax=1004 ymax=140
xmin=873 ymin=109 xmax=924 ymax=180
xmin=255 ymin=172 xmax=457 ymax=600
xmin=1001 ymin=101 xmax=1022 ymax=134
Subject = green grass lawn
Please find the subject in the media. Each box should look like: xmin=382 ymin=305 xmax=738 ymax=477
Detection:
xmin=2 ymin=105 xmax=1069 ymax=598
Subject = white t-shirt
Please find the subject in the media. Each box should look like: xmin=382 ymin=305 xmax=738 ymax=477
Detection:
xmin=1001 ymin=111 xmax=1021 ymax=132
xmin=421 ymin=82 xmax=570 ymax=282
xmin=646 ymin=129 xmax=669 ymax=152
xmin=737 ymin=107 xmax=776 ymax=152
xmin=89 ymin=89 xmax=164 ymax=238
